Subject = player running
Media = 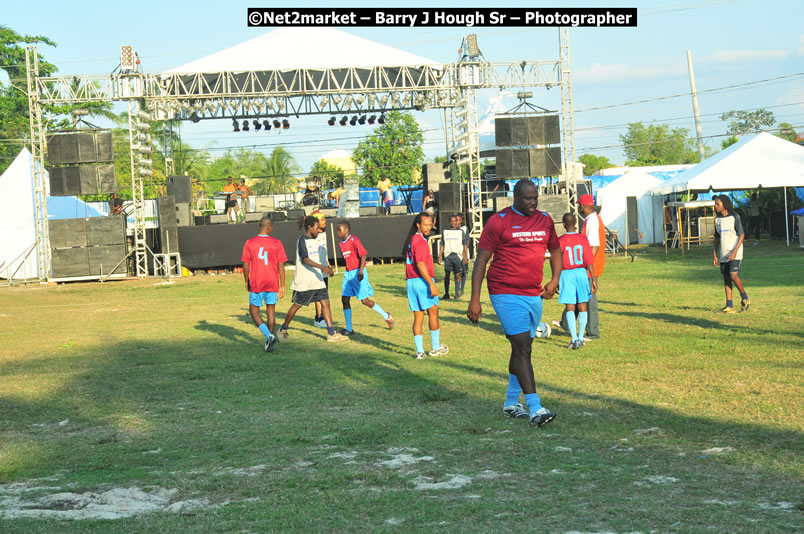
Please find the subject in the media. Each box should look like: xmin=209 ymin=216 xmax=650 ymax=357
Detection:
xmin=241 ymin=216 xmax=288 ymax=352
xmin=558 ymin=213 xmax=597 ymax=349
xmin=467 ymin=179 xmax=562 ymax=427
xmin=336 ymin=221 xmax=394 ymax=335
xmin=403 ymin=213 xmax=448 ymax=360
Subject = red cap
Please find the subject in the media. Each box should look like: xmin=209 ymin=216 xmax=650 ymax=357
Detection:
xmin=578 ymin=194 xmax=595 ymax=206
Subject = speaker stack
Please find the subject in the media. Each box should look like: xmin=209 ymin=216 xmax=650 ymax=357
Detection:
xmin=158 ymin=196 xmax=179 ymax=253
xmin=49 ymin=217 xmax=127 ymax=278
xmin=494 ymin=115 xmax=561 ymax=178
xmin=422 ymin=163 xmax=450 ymax=193
xmin=47 ymin=131 xmax=117 ymax=195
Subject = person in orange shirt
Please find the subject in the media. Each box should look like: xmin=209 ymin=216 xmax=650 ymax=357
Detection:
xmin=223 ymin=176 xmax=239 ymax=222
xmin=239 ymin=178 xmax=255 ymax=215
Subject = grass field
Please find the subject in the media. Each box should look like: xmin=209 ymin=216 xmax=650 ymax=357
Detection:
xmin=1 ymin=241 xmax=802 ymax=532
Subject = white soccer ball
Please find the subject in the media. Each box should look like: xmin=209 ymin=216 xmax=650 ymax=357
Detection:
xmin=535 ymin=322 xmax=551 ymax=339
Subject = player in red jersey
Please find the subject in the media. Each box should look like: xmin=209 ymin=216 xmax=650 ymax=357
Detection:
xmin=467 ymin=179 xmax=562 ymax=427
xmin=241 ymin=216 xmax=288 ymax=352
xmin=336 ymin=221 xmax=394 ymax=335
xmin=403 ymin=213 xmax=447 ymax=359
xmin=558 ymin=213 xmax=597 ymax=349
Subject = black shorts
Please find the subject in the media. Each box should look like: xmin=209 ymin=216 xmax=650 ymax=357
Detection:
xmin=720 ymin=260 xmax=741 ymax=279
xmin=225 ymin=200 xmax=237 ymax=209
xmin=444 ymin=253 xmax=463 ymax=273
xmin=292 ymin=287 xmax=329 ymax=306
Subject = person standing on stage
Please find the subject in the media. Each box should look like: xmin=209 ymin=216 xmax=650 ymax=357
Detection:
xmin=467 ymin=179 xmax=562 ymax=427
xmin=278 ymin=216 xmax=348 ymax=342
xmin=558 ymin=212 xmax=596 ymax=350
xmin=336 ymin=221 xmax=394 ymax=335
xmin=239 ymin=177 xmax=254 ymax=215
xmin=377 ymin=173 xmax=393 ymax=215
xmin=241 ymin=216 xmax=287 ymax=352
xmin=403 ymin=213 xmax=447 ymax=360
xmin=439 ymin=215 xmax=469 ymax=299
xmin=223 ymin=176 xmax=239 ymax=222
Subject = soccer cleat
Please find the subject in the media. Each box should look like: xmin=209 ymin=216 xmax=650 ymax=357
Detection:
xmin=567 ymin=342 xmax=576 ymax=350
xmin=277 ymin=327 xmax=289 ymax=341
xmin=740 ymin=298 xmax=750 ymax=312
xmin=340 ymin=329 xmax=354 ymax=336
xmin=314 ymin=319 xmax=327 ymax=328
xmin=530 ymin=407 xmax=557 ymax=427
xmin=428 ymin=345 xmax=449 ymax=357
xmin=327 ymin=332 xmax=350 ymax=342
xmin=413 ymin=351 xmax=426 ymax=360
xmin=576 ymin=339 xmax=585 ymax=349
xmin=503 ymin=403 xmax=530 ymax=419
xmin=716 ymin=305 xmax=736 ymax=314
xmin=385 ymin=314 xmax=394 ymax=330
xmin=265 ymin=336 xmax=277 ymax=352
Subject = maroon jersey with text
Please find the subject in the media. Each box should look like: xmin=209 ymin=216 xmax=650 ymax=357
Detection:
xmin=405 ymin=233 xmax=434 ymax=280
xmin=339 ymin=234 xmax=368 ymax=272
xmin=241 ymin=235 xmax=288 ymax=293
xmin=478 ymin=207 xmax=560 ymax=296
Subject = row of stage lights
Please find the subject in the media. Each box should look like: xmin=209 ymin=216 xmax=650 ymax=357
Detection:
xmin=328 ymin=115 xmax=385 ymax=126
xmin=233 ymin=119 xmax=290 ymax=132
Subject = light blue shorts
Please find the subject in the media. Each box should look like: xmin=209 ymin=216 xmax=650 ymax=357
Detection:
xmin=249 ymin=291 xmax=278 ymax=306
xmin=406 ymin=278 xmax=439 ymax=312
xmin=342 ymin=269 xmax=374 ymax=300
xmin=558 ymin=268 xmax=592 ymax=305
xmin=489 ymin=294 xmax=543 ymax=338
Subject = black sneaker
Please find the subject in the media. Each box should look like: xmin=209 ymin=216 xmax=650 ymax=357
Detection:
xmin=503 ymin=403 xmax=529 ymax=419
xmin=340 ymin=329 xmax=354 ymax=336
xmin=265 ymin=336 xmax=277 ymax=352
xmin=530 ymin=408 xmax=557 ymax=427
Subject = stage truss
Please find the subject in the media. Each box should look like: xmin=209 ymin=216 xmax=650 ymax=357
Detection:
xmin=26 ymin=29 xmax=576 ymax=281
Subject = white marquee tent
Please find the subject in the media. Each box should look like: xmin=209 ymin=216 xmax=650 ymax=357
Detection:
xmin=596 ymin=170 xmax=663 ymax=244
xmin=650 ymin=133 xmax=804 ymax=195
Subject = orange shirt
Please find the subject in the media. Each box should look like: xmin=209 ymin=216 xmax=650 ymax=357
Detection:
xmin=377 ymin=179 xmax=391 ymax=194
xmin=583 ymin=212 xmax=606 ymax=278
xmin=223 ymin=183 xmax=237 ymax=193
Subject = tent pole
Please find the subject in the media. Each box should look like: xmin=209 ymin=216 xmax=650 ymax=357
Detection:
xmin=784 ymin=186 xmax=789 ymax=246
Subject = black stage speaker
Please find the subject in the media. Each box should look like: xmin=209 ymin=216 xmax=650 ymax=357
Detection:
xmin=158 ymin=196 xmax=179 ymax=253
xmin=286 ymin=209 xmax=305 ymax=222
xmin=47 ymin=131 xmax=114 ymax=165
xmin=49 ymin=168 xmax=65 ymax=196
xmin=529 ymin=147 xmax=562 ymax=176
xmin=483 ymin=179 xmax=507 ymax=197
xmin=511 ymin=149 xmax=530 ymax=178
xmin=49 ymin=165 xmax=116 ymax=195
xmin=175 ymin=202 xmax=193 ymax=227
xmin=49 ymin=219 xmax=87 ymax=249
xmin=88 ymin=244 xmax=127 ymax=275
xmin=86 ymin=217 xmax=125 ymax=246
xmin=97 ymin=165 xmax=117 ymax=193
xmin=51 ymin=248 xmax=90 ymax=278
xmin=438 ymin=183 xmax=461 ymax=213
xmin=269 ymin=211 xmax=287 ymax=222
xmin=527 ymin=115 xmax=561 ymax=145
xmin=167 ymin=176 xmax=193 ymax=204
xmin=422 ymin=163 xmax=449 ymax=192
xmin=495 ymin=150 xmax=512 ymax=178
xmin=63 ymin=167 xmax=82 ymax=196
xmin=495 ymin=117 xmax=512 ymax=147
xmin=510 ymin=117 xmax=529 ymax=146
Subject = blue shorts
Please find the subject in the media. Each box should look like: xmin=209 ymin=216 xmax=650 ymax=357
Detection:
xmin=407 ymin=278 xmax=439 ymax=312
xmin=558 ymin=268 xmax=592 ymax=305
xmin=489 ymin=294 xmax=543 ymax=338
xmin=249 ymin=291 xmax=278 ymax=306
xmin=342 ymin=269 xmax=374 ymax=300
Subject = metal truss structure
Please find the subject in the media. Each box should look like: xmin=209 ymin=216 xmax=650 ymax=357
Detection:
xmin=26 ymin=32 xmax=575 ymax=280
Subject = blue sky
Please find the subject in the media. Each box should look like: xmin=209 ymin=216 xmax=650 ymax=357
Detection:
xmin=4 ymin=0 xmax=803 ymax=171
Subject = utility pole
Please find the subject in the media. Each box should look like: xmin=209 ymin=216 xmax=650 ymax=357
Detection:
xmin=686 ymin=50 xmax=706 ymax=162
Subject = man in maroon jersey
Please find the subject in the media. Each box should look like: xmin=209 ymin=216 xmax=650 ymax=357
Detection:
xmin=241 ymin=216 xmax=288 ymax=352
xmin=467 ymin=179 xmax=562 ymax=427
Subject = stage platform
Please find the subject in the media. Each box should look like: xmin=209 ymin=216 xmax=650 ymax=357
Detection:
xmin=178 ymin=214 xmax=416 ymax=269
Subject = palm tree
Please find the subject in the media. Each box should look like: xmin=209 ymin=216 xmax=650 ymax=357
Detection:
xmin=262 ymin=146 xmax=301 ymax=194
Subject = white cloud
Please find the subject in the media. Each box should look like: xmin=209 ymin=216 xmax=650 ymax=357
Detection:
xmin=701 ymin=49 xmax=789 ymax=63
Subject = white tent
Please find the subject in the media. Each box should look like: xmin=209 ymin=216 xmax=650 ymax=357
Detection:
xmin=165 ymin=28 xmax=441 ymax=73
xmin=596 ymin=170 xmax=663 ymax=244
xmin=0 ymin=148 xmax=39 ymax=280
xmin=650 ymin=133 xmax=804 ymax=195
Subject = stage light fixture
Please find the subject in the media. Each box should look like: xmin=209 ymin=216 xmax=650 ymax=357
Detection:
xmin=379 ymin=95 xmax=389 ymax=107
xmin=356 ymin=95 xmax=365 ymax=105
xmin=232 ymin=119 xmax=240 ymax=132
xmin=328 ymin=116 xmax=336 ymax=126
xmin=277 ymin=99 xmax=285 ymax=110
xmin=358 ymin=115 xmax=366 ymax=125
xmin=253 ymin=120 xmax=261 ymax=131
xmin=344 ymin=95 xmax=353 ymax=108
xmin=378 ymin=115 xmax=385 ymax=125
xmin=368 ymin=115 xmax=376 ymax=125
xmin=368 ymin=95 xmax=377 ymax=107
xmin=266 ymin=99 xmax=275 ymax=110
xmin=263 ymin=120 xmax=271 ymax=130
xmin=282 ymin=119 xmax=290 ymax=129
xmin=465 ymin=33 xmax=481 ymax=58
xmin=120 ymin=45 xmax=135 ymax=71
xmin=339 ymin=116 xmax=348 ymax=126
xmin=402 ymin=95 xmax=411 ymax=107
xmin=332 ymin=95 xmax=342 ymax=106
xmin=320 ymin=96 xmax=329 ymax=108
xmin=391 ymin=94 xmax=400 ymax=106
xmin=273 ymin=120 xmax=281 ymax=129
xmin=242 ymin=120 xmax=249 ymax=132
xmin=349 ymin=116 xmax=357 ymax=126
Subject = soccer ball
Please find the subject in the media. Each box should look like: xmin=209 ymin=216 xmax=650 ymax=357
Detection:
xmin=535 ymin=322 xmax=551 ymax=339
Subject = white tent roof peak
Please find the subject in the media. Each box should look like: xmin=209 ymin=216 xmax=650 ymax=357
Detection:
xmin=166 ymin=28 xmax=442 ymax=74
xmin=650 ymin=132 xmax=804 ymax=195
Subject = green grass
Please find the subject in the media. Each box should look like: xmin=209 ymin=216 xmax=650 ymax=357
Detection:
xmin=0 ymin=241 xmax=802 ymax=532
